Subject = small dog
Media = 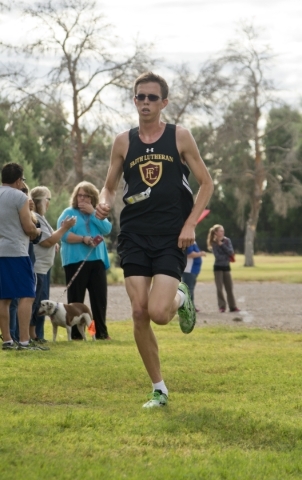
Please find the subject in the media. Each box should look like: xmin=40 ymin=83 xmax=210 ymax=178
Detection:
xmin=38 ymin=300 xmax=94 ymax=341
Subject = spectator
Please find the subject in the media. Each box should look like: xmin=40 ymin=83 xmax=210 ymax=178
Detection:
xmin=30 ymin=186 xmax=76 ymax=342
xmin=207 ymin=224 xmax=239 ymax=313
xmin=182 ymin=242 xmax=206 ymax=312
xmin=0 ymin=163 xmax=43 ymax=351
xmin=57 ymin=181 xmax=112 ymax=340
xmin=9 ymin=182 xmax=40 ymax=342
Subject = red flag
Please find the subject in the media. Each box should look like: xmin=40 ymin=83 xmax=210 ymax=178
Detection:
xmin=197 ymin=209 xmax=210 ymax=224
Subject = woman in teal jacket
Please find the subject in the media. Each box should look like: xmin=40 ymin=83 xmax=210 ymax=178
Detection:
xmin=57 ymin=181 xmax=112 ymax=339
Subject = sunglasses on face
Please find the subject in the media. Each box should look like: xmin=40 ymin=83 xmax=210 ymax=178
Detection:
xmin=135 ymin=94 xmax=162 ymax=102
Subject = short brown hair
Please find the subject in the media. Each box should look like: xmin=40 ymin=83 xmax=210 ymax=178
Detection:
xmin=134 ymin=72 xmax=169 ymax=99
xmin=70 ymin=181 xmax=100 ymax=209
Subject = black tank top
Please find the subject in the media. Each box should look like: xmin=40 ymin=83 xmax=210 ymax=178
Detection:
xmin=120 ymin=123 xmax=193 ymax=235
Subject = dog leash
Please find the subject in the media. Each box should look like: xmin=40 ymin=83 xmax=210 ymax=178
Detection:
xmin=56 ymin=235 xmax=103 ymax=303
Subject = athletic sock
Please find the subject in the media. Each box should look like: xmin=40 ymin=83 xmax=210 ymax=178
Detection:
xmin=19 ymin=341 xmax=30 ymax=346
xmin=153 ymin=381 xmax=168 ymax=396
xmin=3 ymin=341 xmax=13 ymax=345
xmin=177 ymin=289 xmax=186 ymax=307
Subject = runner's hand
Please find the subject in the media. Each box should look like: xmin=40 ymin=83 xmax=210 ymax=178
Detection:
xmin=178 ymin=224 xmax=195 ymax=250
xmin=96 ymin=202 xmax=110 ymax=219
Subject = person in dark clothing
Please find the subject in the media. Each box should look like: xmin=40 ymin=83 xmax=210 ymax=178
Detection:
xmin=96 ymin=71 xmax=214 ymax=408
xmin=207 ymin=224 xmax=240 ymax=313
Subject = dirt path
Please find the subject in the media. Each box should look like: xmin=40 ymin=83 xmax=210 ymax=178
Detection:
xmin=50 ymin=282 xmax=302 ymax=333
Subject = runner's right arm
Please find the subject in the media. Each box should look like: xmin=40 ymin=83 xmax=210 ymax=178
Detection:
xmin=96 ymin=131 xmax=128 ymax=219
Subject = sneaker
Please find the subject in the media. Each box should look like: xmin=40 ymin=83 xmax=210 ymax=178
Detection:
xmin=142 ymin=390 xmax=168 ymax=408
xmin=34 ymin=338 xmax=48 ymax=344
xmin=195 ymin=307 xmax=200 ymax=313
xmin=177 ymin=282 xmax=196 ymax=334
xmin=230 ymin=307 xmax=240 ymax=312
xmin=2 ymin=341 xmax=16 ymax=351
xmin=17 ymin=339 xmax=50 ymax=351
xmin=219 ymin=308 xmax=226 ymax=313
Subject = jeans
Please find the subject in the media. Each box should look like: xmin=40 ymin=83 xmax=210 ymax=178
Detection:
xmin=31 ymin=269 xmax=51 ymax=339
xmin=9 ymin=298 xmax=19 ymax=342
xmin=214 ymin=270 xmax=236 ymax=310
xmin=182 ymin=272 xmax=198 ymax=305
xmin=36 ymin=269 xmax=50 ymax=339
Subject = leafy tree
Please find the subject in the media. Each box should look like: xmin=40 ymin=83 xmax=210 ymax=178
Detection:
xmin=257 ymin=105 xmax=302 ymax=252
xmin=192 ymin=122 xmax=245 ymax=251
xmin=214 ymin=22 xmax=279 ymax=265
xmin=264 ymin=105 xmax=302 ymax=215
xmin=0 ymin=99 xmax=71 ymax=184
xmin=15 ymin=0 xmax=156 ymax=184
xmin=0 ymin=100 xmax=14 ymax=165
xmin=163 ymin=61 xmax=226 ymax=126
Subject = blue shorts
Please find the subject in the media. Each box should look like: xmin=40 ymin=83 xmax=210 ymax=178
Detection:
xmin=0 ymin=257 xmax=36 ymax=299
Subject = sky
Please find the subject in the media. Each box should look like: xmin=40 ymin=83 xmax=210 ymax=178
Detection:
xmin=1 ymin=0 xmax=302 ymax=111
xmin=102 ymin=0 xmax=302 ymax=107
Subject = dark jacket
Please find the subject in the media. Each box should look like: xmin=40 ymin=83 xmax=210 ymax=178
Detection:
xmin=212 ymin=237 xmax=234 ymax=267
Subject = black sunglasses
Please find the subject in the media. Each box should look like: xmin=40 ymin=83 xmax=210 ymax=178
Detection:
xmin=135 ymin=94 xmax=162 ymax=102
xmin=21 ymin=177 xmax=26 ymax=181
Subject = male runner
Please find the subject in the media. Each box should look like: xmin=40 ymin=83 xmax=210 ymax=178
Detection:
xmin=96 ymin=72 xmax=214 ymax=407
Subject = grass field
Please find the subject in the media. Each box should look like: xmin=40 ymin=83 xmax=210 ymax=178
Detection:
xmin=1 ymin=255 xmax=302 ymax=479
xmin=197 ymin=254 xmax=302 ymax=283
xmin=108 ymin=254 xmax=302 ymax=285
xmin=1 ymin=320 xmax=302 ymax=480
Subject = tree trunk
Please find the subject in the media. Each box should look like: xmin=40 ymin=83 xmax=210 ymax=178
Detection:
xmin=244 ymin=178 xmax=263 ymax=266
xmin=244 ymin=219 xmax=256 ymax=266
xmin=71 ymin=124 xmax=84 ymax=184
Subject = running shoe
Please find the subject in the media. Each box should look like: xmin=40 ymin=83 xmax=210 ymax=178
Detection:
xmin=219 ymin=308 xmax=226 ymax=313
xmin=17 ymin=339 xmax=50 ymax=351
xmin=142 ymin=390 xmax=168 ymax=408
xmin=34 ymin=337 xmax=48 ymax=344
xmin=230 ymin=307 xmax=240 ymax=312
xmin=177 ymin=282 xmax=196 ymax=334
xmin=2 ymin=341 xmax=17 ymax=351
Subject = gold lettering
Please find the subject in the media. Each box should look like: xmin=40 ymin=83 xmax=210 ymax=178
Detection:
xmin=130 ymin=154 xmax=174 ymax=167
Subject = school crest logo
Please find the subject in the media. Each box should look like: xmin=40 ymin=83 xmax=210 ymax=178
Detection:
xmin=139 ymin=161 xmax=162 ymax=187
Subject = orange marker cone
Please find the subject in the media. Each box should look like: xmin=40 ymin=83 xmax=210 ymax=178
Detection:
xmin=88 ymin=320 xmax=96 ymax=336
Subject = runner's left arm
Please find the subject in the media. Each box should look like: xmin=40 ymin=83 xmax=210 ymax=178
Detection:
xmin=176 ymin=126 xmax=214 ymax=249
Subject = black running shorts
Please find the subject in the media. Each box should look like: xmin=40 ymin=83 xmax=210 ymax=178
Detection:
xmin=117 ymin=232 xmax=186 ymax=281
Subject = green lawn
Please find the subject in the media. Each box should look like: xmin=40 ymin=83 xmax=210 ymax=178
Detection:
xmin=108 ymin=254 xmax=302 ymax=285
xmin=198 ymin=254 xmax=302 ymax=283
xmin=1 ymin=321 xmax=302 ymax=479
